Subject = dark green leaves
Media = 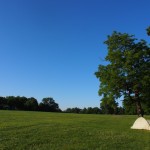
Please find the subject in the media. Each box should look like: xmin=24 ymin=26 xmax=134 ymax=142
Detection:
xmin=146 ymin=26 xmax=150 ymax=36
xmin=95 ymin=28 xmax=150 ymax=114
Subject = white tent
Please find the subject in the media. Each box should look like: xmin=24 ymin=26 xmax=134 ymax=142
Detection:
xmin=131 ymin=117 xmax=150 ymax=131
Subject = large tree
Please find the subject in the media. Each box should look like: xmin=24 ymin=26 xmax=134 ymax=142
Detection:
xmin=95 ymin=28 xmax=150 ymax=116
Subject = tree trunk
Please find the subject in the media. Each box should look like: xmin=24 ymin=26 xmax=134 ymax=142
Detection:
xmin=135 ymin=91 xmax=144 ymax=117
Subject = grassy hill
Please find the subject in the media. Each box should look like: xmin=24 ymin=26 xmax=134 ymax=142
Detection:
xmin=0 ymin=110 xmax=149 ymax=150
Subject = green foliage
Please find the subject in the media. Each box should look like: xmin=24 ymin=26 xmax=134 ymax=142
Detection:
xmin=95 ymin=29 xmax=150 ymax=115
xmin=141 ymin=98 xmax=150 ymax=115
xmin=39 ymin=97 xmax=60 ymax=112
xmin=25 ymin=97 xmax=38 ymax=111
xmin=0 ymin=96 xmax=6 ymax=109
xmin=0 ymin=96 xmax=61 ymax=112
xmin=123 ymin=96 xmax=137 ymax=115
xmin=0 ymin=110 xmax=150 ymax=150
xmin=100 ymin=96 xmax=118 ymax=114
xmin=65 ymin=107 xmax=81 ymax=113
xmin=64 ymin=107 xmax=102 ymax=114
xmin=146 ymin=26 xmax=150 ymax=36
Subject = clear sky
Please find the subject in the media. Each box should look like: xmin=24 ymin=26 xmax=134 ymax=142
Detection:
xmin=0 ymin=0 xmax=149 ymax=110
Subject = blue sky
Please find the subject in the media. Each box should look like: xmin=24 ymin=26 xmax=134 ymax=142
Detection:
xmin=0 ymin=0 xmax=149 ymax=110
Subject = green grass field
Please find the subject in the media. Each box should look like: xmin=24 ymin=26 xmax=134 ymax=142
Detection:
xmin=0 ymin=110 xmax=149 ymax=150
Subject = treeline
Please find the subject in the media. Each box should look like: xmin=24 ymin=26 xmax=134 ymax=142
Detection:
xmin=1 ymin=96 xmax=149 ymax=115
xmin=64 ymin=106 xmax=124 ymax=114
xmin=64 ymin=100 xmax=150 ymax=115
xmin=0 ymin=96 xmax=61 ymax=112
xmin=64 ymin=107 xmax=101 ymax=114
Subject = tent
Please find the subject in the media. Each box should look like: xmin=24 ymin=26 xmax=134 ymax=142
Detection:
xmin=131 ymin=117 xmax=150 ymax=131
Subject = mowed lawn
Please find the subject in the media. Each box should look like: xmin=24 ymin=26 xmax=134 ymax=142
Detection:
xmin=0 ymin=110 xmax=149 ymax=150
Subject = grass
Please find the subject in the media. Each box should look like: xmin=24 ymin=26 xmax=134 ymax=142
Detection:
xmin=0 ymin=110 xmax=150 ymax=150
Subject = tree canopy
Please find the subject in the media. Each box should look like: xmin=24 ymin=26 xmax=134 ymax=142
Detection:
xmin=39 ymin=97 xmax=60 ymax=112
xmin=95 ymin=28 xmax=150 ymax=115
xmin=0 ymin=96 xmax=61 ymax=112
xmin=146 ymin=26 xmax=150 ymax=36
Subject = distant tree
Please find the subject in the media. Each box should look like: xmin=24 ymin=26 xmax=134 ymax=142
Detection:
xmin=25 ymin=97 xmax=38 ymax=111
xmin=100 ymin=96 xmax=118 ymax=114
xmin=86 ymin=107 xmax=93 ymax=114
xmin=65 ymin=107 xmax=81 ymax=113
xmin=95 ymin=28 xmax=150 ymax=116
xmin=0 ymin=96 xmax=6 ymax=109
xmin=39 ymin=97 xmax=60 ymax=112
xmin=64 ymin=107 xmax=102 ymax=114
xmin=15 ymin=96 xmax=28 ymax=110
xmin=92 ymin=107 xmax=101 ymax=114
xmin=0 ymin=95 xmax=62 ymax=112
xmin=38 ymin=102 xmax=45 ymax=111
xmin=65 ymin=108 xmax=72 ymax=113
xmin=72 ymin=107 xmax=81 ymax=113
xmin=6 ymin=96 xmax=16 ymax=110
xmin=80 ymin=107 xmax=87 ymax=114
